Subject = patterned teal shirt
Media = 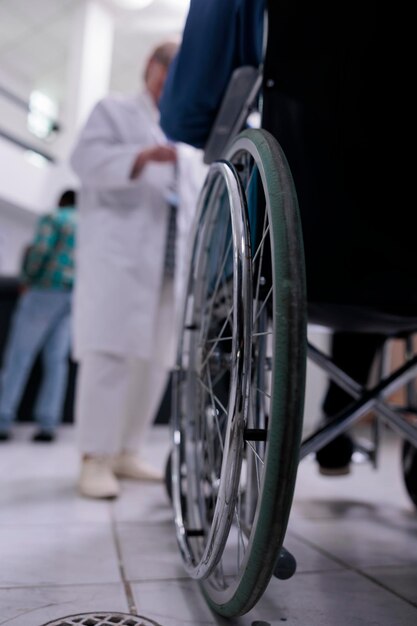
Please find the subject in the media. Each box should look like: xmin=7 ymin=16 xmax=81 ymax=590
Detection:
xmin=21 ymin=207 xmax=77 ymax=290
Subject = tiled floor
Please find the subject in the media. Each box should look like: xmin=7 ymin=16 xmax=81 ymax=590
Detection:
xmin=0 ymin=423 xmax=416 ymax=625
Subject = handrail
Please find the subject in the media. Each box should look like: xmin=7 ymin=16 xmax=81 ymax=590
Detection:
xmin=0 ymin=84 xmax=61 ymax=132
xmin=0 ymin=129 xmax=56 ymax=163
xmin=0 ymin=84 xmax=58 ymax=163
xmin=0 ymin=85 xmax=28 ymax=112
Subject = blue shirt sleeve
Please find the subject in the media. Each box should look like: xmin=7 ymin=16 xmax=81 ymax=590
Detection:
xmin=159 ymin=0 xmax=265 ymax=149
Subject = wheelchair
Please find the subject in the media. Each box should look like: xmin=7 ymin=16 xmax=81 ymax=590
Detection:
xmin=167 ymin=67 xmax=417 ymax=618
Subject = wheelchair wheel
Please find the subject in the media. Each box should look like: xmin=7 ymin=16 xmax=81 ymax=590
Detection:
xmin=172 ymin=129 xmax=307 ymax=617
xmin=402 ymin=439 xmax=417 ymax=508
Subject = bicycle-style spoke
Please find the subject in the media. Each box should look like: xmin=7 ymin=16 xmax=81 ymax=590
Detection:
xmin=205 ymin=335 xmax=234 ymax=344
xmin=200 ymin=307 xmax=234 ymax=370
xmin=172 ymin=130 xmax=306 ymax=617
xmin=197 ymin=376 xmax=228 ymax=432
xmin=252 ymin=330 xmax=273 ymax=338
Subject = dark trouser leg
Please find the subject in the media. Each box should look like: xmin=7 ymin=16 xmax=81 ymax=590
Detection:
xmin=316 ymin=331 xmax=386 ymax=473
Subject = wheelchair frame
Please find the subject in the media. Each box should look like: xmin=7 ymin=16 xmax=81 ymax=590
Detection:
xmin=168 ymin=72 xmax=417 ymax=619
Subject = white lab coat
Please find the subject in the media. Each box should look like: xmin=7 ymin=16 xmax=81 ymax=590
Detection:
xmin=70 ymin=91 xmax=207 ymax=364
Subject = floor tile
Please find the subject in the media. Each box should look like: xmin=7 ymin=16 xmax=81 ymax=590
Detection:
xmin=112 ymin=480 xmax=173 ymax=524
xmin=283 ymin=532 xmax=343 ymax=574
xmin=287 ymin=514 xmax=417 ymax=569
xmin=0 ymin=584 xmax=128 ymax=626
xmin=243 ymin=569 xmax=417 ymax=626
xmin=116 ymin=521 xmax=186 ymax=582
xmin=0 ymin=423 xmax=416 ymax=626
xmin=0 ymin=478 xmax=112 ymax=525
xmin=131 ymin=569 xmax=417 ymax=626
xmin=0 ymin=524 xmax=121 ymax=587
xmin=361 ymin=565 xmax=417 ymax=605
xmin=130 ymin=579 xmax=220 ymax=625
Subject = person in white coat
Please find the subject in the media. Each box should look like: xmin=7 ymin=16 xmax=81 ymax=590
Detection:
xmin=70 ymin=41 xmax=181 ymax=499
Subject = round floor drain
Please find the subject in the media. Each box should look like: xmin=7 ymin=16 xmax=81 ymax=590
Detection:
xmin=42 ymin=613 xmax=163 ymax=626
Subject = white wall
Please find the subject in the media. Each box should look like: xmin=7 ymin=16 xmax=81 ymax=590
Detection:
xmin=0 ymin=139 xmax=52 ymax=214
xmin=0 ymin=135 xmax=78 ymax=276
xmin=0 ymin=201 xmax=37 ymax=276
xmin=0 ymin=137 xmax=78 ymax=215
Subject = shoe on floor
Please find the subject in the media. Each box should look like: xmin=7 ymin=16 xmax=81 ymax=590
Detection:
xmin=113 ymin=452 xmax=163 ymax=482
xmin=316 ymin=433 xmax=354 ymax=476
xmin=78 ymin=457 xmax=120 ymax=499
xmin=32 ymin=430 xmax=55 ymax=443
xmin=0 ymin=431 xmax=11 ymax=442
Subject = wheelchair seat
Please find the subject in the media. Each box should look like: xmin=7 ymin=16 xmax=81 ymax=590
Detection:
xmin=308 ymin=303 xmax=417 ymax=336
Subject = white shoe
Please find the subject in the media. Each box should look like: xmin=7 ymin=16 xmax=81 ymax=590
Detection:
xmin=112 ymin=452 xmax=163 ymax=482
xmin=78 ymin=457 xmax=120 ymax=499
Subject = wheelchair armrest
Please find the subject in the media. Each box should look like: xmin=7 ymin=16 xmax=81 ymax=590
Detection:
xmin=203 ymin=66 xmax=262 ymax=165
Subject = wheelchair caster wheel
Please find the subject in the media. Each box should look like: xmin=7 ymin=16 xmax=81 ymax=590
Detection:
xmin=273 ymin=546 xmax=297 ymax=580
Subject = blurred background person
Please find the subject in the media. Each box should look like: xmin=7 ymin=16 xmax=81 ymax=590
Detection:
xmin=0 ymin=189 xmax=77 ymax=443
xmin=70 ymin=41 xmax=182 ymax=500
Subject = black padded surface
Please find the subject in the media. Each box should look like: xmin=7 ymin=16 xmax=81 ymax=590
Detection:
xmin=308 ymin=302 xmax=417 ymax=336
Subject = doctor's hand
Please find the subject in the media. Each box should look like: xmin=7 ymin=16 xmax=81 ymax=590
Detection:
xmin=130 ymin=144 xmax=177 ymax=179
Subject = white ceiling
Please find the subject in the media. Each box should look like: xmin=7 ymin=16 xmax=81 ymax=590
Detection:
xmin=0 ymin=0 xmax=189 ymax=153
xmin=110 ymin=0 xmax=190 ymax=96
xmin=0 ymin=0 xmax=190 ymax=101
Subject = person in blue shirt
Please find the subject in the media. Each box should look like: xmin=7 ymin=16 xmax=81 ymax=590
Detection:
xmin=0 ymin=190 xmax=77 ymax=443
xmin=159 ymin=1 xmax=414 ymax=475
xmin=159 ymin=0 xmax=265 ymax=149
